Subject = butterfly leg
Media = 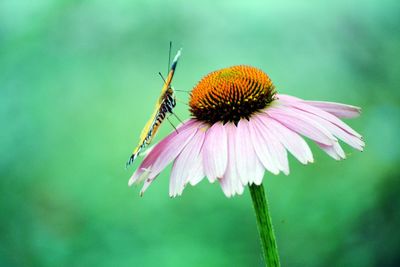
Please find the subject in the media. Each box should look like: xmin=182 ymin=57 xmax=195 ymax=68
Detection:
xmin=171 ymin=112 xmax=184 ymax=124
xmin=166 ymin=115 xmax=179 ymax=134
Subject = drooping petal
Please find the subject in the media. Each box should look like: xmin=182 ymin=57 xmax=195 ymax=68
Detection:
xmin=135 ymin=168 xmax=151 ymax=185
xmin=258 ymin=113 xmax=313 ymax=164
xmin=302 ymin=111 xmax=365 ymax=151
xmin=248 ymin=116 xmax=280 ymax=175
xmin=139 ymin=178 xmax=153 ymax=196
xmin=253 ymin=115 xmax=289 ymax=175
xmin=302 ymin=100 xmax=361 ymax=119
xmin=129 ymin=119 xmax=196 ymax=186
xmin=235 ymin=120 xmax=252 ymax=184
xmin=169 ymin=128 xmax=206 ymax=197
xmin=278 ymin=95 xmax=362 ymax=138
xmin=128 ymin=142 xmax=163 ymax=186
xmin=317 ymin=142 xmax=346 ymax=160
xmin=219 ymin=123 xmax=244 ymax=197
xmin=137 ymin=120 xmax=200 ymax=195
xmin=235 ymin=119 xmax=265 ymax=185
xmin=253 ymin=160 xmax=265 ymax=186
xmin=277 ymin=94 xmax=361 ymax=119
xmin=147 ymin=122 xmax=199 ymax=179
xmin=202 ymin=122 xmax=228 ymax=182
xmin=266 ymin=106 xmax=337 ymax=146
xmin=269 ymin=104 xmax=364 ymax=157
xmin=186 ymin=151 xmax=205 ymax=186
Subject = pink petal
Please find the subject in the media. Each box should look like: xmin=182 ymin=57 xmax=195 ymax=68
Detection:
xmin=169 ymin=128 xmax=206 ymax=197
xmin=219 ymin=123 xmax=244 ymax=197
xmin=277 ymin=94 xmax=361 ymax=119
xmin=258 ymin=114 xmax=313 ymax=164
xmin=278 ymin=95 xmax=362 ymax=138
xmin=136 ymin=120 xmax=200 ymax=194
xmin=248 ymin=117 xmax=280 ymax=175
xmin=202 ymin=122 xmax=228 ymax=182
xmin=276 ymin=94 xmax=301 ymax=102
xmin=266 ymin=106 xmax=337 ymax=146
xmin=186 ymin=152 xmax=205 ymax=186
xmin=187 ymin=125 xmax=209 ymax=186
xmin=235 ymin=119 xmax=265 ymax=185
xmin=302 ymin=101 xmax=361 ymax=119
xmin=253 ymin=160 xmax=265 ymax=185
xmin=234 ymin=120 xmax=251 ymax=185
xmin=286 ymin=108 xmax=365 ymax=151
xmin=148 ymin=122 xmax=199 ymax=179
xmin=129 ymin=120 xmax=195 ymax=186
xmin=219 ymin=176 xmax=244 ymax=197
xmin=128 ymin=143 xmax=162 ymax=186
xmin=317 ymin=142 xmax=346 ymax=160
xmin=134 ymin=168 xmax=151 ymax=185
xmin=253 ymin=115 xmax=289 ymax=175
xmin=139 ymin=178 xmax=153 ymax=196
xmin=138 ymin=120 xmax=199 ymax=196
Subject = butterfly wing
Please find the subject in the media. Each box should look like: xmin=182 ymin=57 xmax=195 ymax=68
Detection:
xmin=126 ymin=107 xmax=159 ymax=167
xmin=126 ymin=49 xmax=181 ymax=167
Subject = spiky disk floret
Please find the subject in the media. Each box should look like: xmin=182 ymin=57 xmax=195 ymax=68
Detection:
xmin=189 ymin=65 xmax=275 ymax=124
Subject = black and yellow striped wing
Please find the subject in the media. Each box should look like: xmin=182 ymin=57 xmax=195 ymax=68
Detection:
xmin=126 ymin=49 xmax=181 ymax=167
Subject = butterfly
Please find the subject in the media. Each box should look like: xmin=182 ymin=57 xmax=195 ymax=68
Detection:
xmin=126 ymin=47 xmax=182 ymax=167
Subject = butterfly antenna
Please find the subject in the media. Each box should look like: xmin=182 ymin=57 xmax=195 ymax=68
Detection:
xmin=166 ymin=115 xmax=179 ymax=134
xmin=174 ymin=89 xmax=191 ymax=94
xmin=158 ymin=72 xmax=166 ymax=84
xmin=168 ymin=41 xmax=172 ymax=74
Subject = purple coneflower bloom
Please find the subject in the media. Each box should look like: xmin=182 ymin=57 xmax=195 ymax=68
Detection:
xmin=129 ymin=65 xmax=364 ymax=197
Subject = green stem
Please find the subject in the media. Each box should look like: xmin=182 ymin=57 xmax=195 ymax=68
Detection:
xmin=249 ymin=183 xmax=280 ymax=267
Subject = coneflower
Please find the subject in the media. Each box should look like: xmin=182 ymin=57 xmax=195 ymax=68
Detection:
xmin=128 ymin=65 xmax=364 ymax=266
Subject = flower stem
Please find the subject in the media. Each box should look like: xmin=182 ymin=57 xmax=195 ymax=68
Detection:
xmin=249 ymin=183 xmax=280 ymax=267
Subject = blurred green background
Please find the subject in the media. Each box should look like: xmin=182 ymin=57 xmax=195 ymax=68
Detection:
xmin=1 ymin=0 xmax=399 ymax=266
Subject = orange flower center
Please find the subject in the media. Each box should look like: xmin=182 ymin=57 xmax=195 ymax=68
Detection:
xmin=189 ymin=65 xmax=276 ymax=124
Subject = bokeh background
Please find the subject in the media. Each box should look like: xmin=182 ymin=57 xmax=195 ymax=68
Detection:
xmin=1 ymin=0 xmax=399 ymax=266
